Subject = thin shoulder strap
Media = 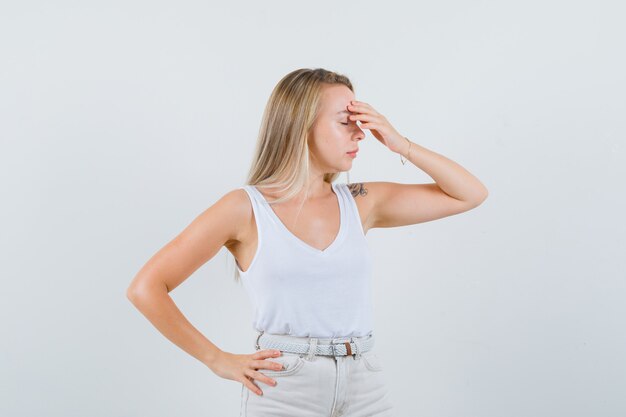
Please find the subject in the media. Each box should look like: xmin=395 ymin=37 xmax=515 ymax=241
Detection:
xmin=336 ymin=182 xmax=364 ymax=234
xmin=239 ymin=184 xmax=266 ymax=226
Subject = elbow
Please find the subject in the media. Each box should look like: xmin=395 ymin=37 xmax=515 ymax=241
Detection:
xmin=126 ymin=285 xmax=141 ymax=304
xmin=466 ymin=189 xmax=488 ymax=208
xmin=478 ymin=189 xmax=489 ymax=203
xmin=126 ymin=281 xmax=153 ymax=304
xmin=474 ymin=186 xmax=489 ymax=205
xmin=126 ymin=277 xmax=168 ymax=304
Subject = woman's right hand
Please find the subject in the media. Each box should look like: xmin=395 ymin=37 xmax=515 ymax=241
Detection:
xmin=208 ymin=349 xmax=284 ymax=396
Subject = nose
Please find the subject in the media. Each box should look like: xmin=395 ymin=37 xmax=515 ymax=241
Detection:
xmin=352 ymin=125 xmax=365 ymax=141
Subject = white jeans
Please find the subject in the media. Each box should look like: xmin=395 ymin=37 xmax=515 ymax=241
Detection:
xmin=239 ymin=332 xmax=396 ymax=417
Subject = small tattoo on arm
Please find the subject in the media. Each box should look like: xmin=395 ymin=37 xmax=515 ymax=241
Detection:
xmin=348 ymin=182 xmax=368 ymax=198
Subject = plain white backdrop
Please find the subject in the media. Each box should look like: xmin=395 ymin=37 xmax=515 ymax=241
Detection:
xmin=1 ymin=1 xmax=624 ymax=416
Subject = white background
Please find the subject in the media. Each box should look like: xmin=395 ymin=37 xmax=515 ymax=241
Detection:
xmin=1 ymin=1 xmax=624 ymax=416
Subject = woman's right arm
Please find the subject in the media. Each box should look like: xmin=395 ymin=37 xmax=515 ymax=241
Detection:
xmin=125 ymin=189 xmax=283 ymax=396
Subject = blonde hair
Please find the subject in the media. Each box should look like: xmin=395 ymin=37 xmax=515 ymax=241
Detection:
xmin=230 ymin=68 xmax=355 ymax=282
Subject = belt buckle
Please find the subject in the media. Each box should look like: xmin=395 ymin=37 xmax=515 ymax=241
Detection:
xmin=330 ymin=341 xmax=352 ymax=357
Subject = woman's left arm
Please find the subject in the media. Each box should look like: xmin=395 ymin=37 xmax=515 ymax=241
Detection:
xmin=394 ymin=137 xmax=489 ymax=203
xmin=347 ymin=100 xmax=489 ymax=228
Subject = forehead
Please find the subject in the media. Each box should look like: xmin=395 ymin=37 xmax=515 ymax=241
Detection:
xmin=320 ymin=84 xmax=354 ymax=114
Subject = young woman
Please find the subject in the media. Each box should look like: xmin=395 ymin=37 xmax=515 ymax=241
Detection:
xmin=127 ymin=68 xmax=488 ymax=416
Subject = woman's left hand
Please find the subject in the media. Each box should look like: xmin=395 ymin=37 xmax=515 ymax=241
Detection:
xmin=347 ymin=100 xmax=408 ymax=155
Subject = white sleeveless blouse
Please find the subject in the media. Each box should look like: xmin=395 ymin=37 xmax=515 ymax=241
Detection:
xmin=236 ymin=182 xmax=374 ymax=338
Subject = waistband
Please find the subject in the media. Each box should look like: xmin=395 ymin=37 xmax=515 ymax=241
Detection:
xmin=254 ymin=330 xmax=375 ymax=358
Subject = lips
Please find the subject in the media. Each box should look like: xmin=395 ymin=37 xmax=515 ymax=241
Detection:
xmin=346 ymin=149 xmax=358 ymax=153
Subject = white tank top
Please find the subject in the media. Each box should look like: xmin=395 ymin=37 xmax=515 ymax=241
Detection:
xmin=236 ymin=182 xmax=374 ymax=338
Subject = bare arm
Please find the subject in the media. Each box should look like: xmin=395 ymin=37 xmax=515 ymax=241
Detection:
xmin=125 ymin=189 xmax=245 ymax=368
xmin=126 ymin=188 xmax=285 ymax=397
xmin=356 ymin=139 xmax=488 ymax=229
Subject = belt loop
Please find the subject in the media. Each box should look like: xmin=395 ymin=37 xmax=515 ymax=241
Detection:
xmin=306 ymin=337 xmax=318 ymax=360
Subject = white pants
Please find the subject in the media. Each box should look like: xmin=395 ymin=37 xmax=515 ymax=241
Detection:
xmin=239 ymin=332 xmax=396 ymax=417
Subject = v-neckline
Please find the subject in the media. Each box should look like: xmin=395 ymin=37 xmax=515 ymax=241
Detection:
xmin=251 ymin=182 xmax=346 ymax=255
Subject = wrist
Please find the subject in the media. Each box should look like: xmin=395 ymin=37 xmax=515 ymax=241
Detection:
xmin=202 ymin=347 xmax=224 ymax=369
xmin=399 ymin=137 xmax=412 ymax=164
xmin=397 ymin=137 xmax=411 ymax=156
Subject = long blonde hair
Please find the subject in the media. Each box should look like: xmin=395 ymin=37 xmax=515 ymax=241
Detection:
xmin=230 ymin=68 xmax=355 ymax=282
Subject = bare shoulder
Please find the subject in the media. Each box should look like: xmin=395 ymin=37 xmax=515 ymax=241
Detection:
xmin=185 ymin=186 xmax=256 ymax=261
xmin=347 ymin=181 xmax=388 ymax=208
xmin=126 ymin=187 xmax=253 ymax=296
xmin=217 ymin=187 xmax=254 ymax=246
xmin=177 ymin=187 xmax=252 ymax=248
xmin=351 ymin=181 xmax=486 ymax=229
xmin=347 ymin=182 xmax=370 ymax=198
xmin=346 ymin=182 xmax=380 ymax=233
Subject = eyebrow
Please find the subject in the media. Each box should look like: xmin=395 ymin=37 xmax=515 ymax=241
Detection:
xmin=336 ymin=110 xmax=350 ymax=115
